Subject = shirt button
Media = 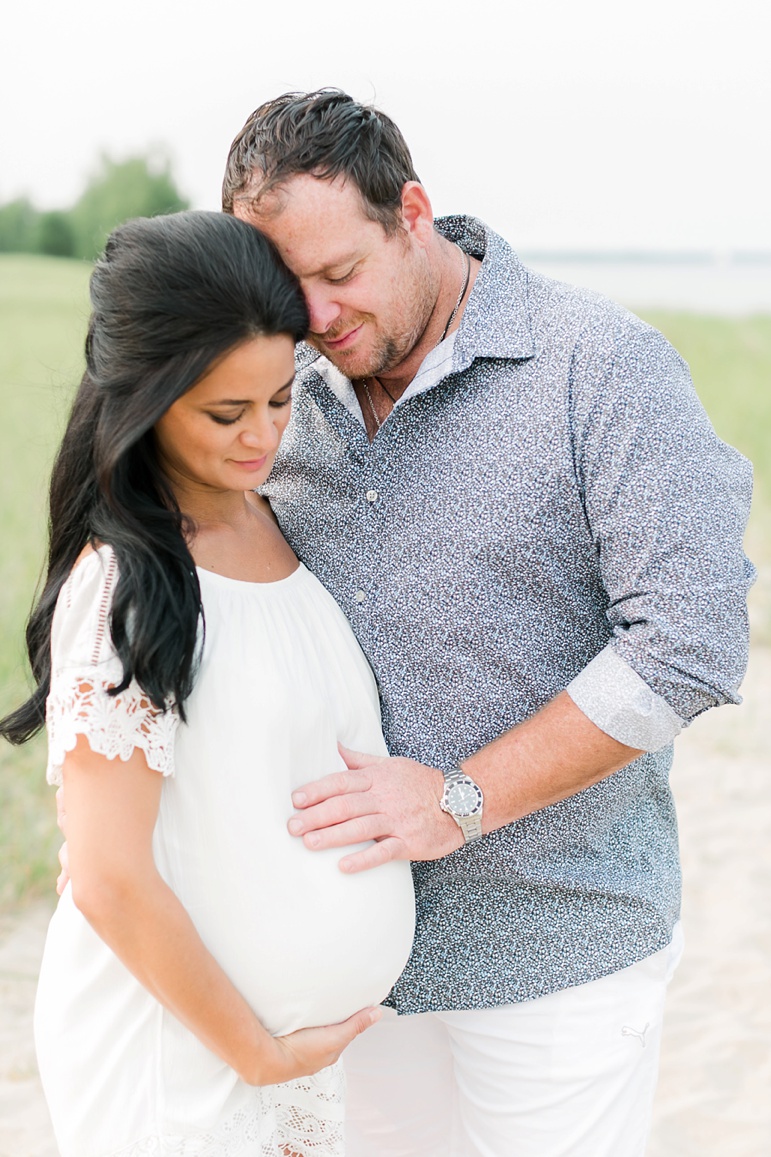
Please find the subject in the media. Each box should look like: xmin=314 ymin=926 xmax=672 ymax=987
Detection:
xmin=366 ymin=490 xmax=379 ymax=503
xmin=354 ymin=590 xmax=366 ymax=603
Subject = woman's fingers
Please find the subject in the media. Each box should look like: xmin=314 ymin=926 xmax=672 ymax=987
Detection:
xmin=56 ymin=841 xmax=70 ymax=896
xmin=56 ymin=786 xmax=66 ymax=833
xmin=275 ymin=1005 xmax=382 ymax=1076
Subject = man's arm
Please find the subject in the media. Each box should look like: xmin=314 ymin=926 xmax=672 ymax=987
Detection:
xmin=289 ymin=315 xmax=753 ymax=872
xmin=288 ymin=691 xmax=642 ymax=871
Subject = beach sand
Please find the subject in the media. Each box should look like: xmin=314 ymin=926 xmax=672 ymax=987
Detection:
xmin=1 ymin=648 xmax=769 ymax=1156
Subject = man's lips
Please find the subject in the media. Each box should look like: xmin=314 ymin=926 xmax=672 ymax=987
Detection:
xmin=320 ymin=324 xmax=363 ymax=351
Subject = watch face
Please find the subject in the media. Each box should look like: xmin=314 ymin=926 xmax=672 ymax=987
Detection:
xmin=445 ymin=780 xmax=482 ymax=817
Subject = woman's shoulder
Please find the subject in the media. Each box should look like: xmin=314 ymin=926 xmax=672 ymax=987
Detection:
xmin=46 ymin=541 xmax=179 ymax=786
xmin=53 ymin=542 xmax=120 ymax=668
xmin=70 ymin=539 xmax=114 ymax=573
xmin=62 ymin=540 xmax=116 ymax=594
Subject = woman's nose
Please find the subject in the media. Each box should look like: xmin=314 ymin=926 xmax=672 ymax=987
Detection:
xmin=239 ymin=419 xmax=277 ymax=451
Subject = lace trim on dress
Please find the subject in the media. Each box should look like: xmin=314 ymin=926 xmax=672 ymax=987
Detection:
xmin=45 ymin=665 xmax=178 ymax=786
xmin=105 ymin=1068 xmax=345 ymax=1157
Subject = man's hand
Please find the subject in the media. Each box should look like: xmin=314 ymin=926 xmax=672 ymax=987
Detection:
xmin=287 ymin=745 xmax=462 ymax=873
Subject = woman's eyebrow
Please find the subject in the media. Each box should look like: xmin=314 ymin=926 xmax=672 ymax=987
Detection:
xmin=204 ymin=379 xmax=295 ymax=406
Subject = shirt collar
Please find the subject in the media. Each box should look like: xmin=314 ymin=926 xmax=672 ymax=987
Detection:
xmin=294 ymin=215 xmax=535 ymax=409
xmin=435 ymin=215 xmax=535 ymax=369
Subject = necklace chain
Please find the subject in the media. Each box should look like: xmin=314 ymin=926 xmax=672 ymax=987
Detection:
xmin=360 ymin=244 xmax=471 ymax=435
xmin=362 ymin=378 xmax=382 ymax=430
xmin=438 ymin=247 xmax=471 ymax=344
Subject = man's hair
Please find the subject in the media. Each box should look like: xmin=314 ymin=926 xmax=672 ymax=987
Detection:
xmin=222 ymin=89 xmax=420 ymax=234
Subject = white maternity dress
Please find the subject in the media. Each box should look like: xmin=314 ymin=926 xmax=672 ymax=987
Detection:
xmin=34 ymin=546 xmax=415 ymax=1157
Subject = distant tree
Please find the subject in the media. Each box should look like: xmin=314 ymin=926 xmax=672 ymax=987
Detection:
xmin=37 ymin=210 xmax=76 ymax=257
xmin=70 ymin=151 xmax=190 ymax=260
xmin=0 ymin=198 xmax=40 ymax=253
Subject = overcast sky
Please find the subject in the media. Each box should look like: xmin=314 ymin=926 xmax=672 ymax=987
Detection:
xmin=2 ymin=0 xmax=769 ymax=252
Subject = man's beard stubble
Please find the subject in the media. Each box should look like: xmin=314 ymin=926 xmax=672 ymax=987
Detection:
xmin=319 ymin=286 xmax=436 ymax=383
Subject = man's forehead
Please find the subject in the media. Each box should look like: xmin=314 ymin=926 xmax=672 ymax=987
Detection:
xmin=240 ymin=172 xmax=361 ymax=223
xmin=235 ymin=174 xmax=382 ymax=279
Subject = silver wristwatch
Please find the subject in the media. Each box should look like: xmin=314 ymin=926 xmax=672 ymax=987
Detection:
xmin=439 ymin=767 xmax=484 ymax=843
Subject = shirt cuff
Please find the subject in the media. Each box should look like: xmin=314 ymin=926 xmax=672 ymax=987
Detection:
xmin=565 ymin=645 xmax=684 ymax=751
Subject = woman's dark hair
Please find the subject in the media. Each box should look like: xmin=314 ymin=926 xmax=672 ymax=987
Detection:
xmin=0 ymin=210 xmax=308 ymax=744
xmin=222 ymin=89 xmax=420 ymax=234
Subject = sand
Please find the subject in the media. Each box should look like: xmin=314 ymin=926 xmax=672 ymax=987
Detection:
xmin=1 ymin=648 xmax=769 ymax=1157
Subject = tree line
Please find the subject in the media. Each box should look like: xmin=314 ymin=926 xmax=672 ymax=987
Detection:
xmin=0 ymin=153 xmax=189 ymax=261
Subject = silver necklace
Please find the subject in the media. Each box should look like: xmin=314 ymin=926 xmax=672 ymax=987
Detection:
xmin=361 ymin=245 xmax=471 ymax=434
xmin=438 ymin=248 xmax=471 ymax=344
xmin=362 ymin=378 xmax=382 ymax=430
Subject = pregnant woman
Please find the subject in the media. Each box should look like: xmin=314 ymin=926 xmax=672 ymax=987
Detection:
xmin=0 ymin=211 xmax=415 ymax=1156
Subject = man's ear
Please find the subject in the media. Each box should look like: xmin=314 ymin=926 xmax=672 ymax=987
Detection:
xmin=399 ymin=181 xmax=434 ymax=244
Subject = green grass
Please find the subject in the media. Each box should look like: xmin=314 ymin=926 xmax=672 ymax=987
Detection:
xmin=641 ymin=312 xmax=771 ymax=501
xmin=0 ymin=255 xmax=91 ymax=905
xmin=0 ymin=255 xmax=769 ymax=906
xmin=640 ymin=311 xmax=771 ymax=642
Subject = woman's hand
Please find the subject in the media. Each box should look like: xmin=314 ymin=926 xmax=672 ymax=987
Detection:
xmin=63 ymin=737 xmax=383 ymax=1085
xmin=55 ymin=786 xmax=70 ymax=895
xmin=244 ymin=1006 xmax=382 ymax=1086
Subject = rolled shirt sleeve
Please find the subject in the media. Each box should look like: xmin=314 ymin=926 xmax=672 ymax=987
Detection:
xmin=567 ymin=644 xmax=684 ymax=750
xmin=566 ymin=312 xmax=755 ymax=744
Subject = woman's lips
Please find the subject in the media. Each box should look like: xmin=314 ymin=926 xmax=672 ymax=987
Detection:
xmin=231 ymin=455 xmax=268 ymax=471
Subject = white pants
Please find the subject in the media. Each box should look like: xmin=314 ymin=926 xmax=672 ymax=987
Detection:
xmin=344 ymin=925 xmax=683 ymax=1157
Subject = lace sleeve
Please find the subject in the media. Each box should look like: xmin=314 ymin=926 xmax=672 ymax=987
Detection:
xmin=45 ymin=546 xmax=178 ymax=787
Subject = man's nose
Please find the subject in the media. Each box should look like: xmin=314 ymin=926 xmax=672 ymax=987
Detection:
xmin=305 ymin=287 xmax=342 ymax=335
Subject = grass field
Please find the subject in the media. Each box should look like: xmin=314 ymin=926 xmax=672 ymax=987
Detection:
xmin=0 ymin=255 xmax=92 ymax=904
xmin=1 ymin=254 xmax=769 ymax=906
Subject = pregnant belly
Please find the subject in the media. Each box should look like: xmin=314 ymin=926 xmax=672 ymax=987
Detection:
xmin=168 ymin=834 xmax=416 ymax=1037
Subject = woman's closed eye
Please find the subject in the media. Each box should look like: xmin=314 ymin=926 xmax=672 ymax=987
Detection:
xmin=208 ymin=410 xmax=246 ymax=426
xmin=270 ymin=392 xmax=293 ymax=409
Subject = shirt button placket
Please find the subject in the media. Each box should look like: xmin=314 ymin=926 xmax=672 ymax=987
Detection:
xmin=355 ymin=487 xmax=380 ymax=607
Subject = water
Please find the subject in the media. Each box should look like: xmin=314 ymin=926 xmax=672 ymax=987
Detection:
xmin=520 ymin=256 xmax=771 ymax=316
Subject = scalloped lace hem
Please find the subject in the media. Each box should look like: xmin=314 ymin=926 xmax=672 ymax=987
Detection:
xmin=46 ymin=669 xmax=178 ymax=786
xmin=105 ymin=1069 xmax=345 ymax=1156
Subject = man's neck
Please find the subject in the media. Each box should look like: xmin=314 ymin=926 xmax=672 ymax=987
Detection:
xmin=375 ymin=241 xmax=479 ymax=401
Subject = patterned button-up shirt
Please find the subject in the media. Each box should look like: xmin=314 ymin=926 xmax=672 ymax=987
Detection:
xmin=262 ymin=215 xmax=754 ymax=1013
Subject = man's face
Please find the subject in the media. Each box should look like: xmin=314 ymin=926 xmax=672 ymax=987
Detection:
xmin=235 ymin=174 xmax=436 ymax=381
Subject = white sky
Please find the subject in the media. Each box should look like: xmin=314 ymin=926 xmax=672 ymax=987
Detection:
xmin=1 ymin=0 xmax=769 ymax=252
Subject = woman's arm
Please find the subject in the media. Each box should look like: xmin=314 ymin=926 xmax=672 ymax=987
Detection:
xmin=63 ymin=735 xmax=378 ymax=1084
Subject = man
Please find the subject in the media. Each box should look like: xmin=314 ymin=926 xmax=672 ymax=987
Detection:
xmin=221 ymin=90 xmax=754 ymax=1155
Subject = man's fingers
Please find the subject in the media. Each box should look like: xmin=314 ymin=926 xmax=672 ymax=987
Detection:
xmin=290 ymin=770 xmax=371 ymax=811
xmin=338 ymin=836 xmax=404 ymax=874
xmin=289 ymin=788 xmax=378 ymax=836
xmin=337 ymin=744 xmax=383 ymax=772
xmin=300 ymin=813 xmax=391 ymax=850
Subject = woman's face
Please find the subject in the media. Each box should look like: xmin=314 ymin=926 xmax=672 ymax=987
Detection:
xmin=154 ymin=334 xmax=296 ymax=496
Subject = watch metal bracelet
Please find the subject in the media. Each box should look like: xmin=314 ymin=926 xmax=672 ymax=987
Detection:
xmin=440 ymin=766 xmax=484 ymax=843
